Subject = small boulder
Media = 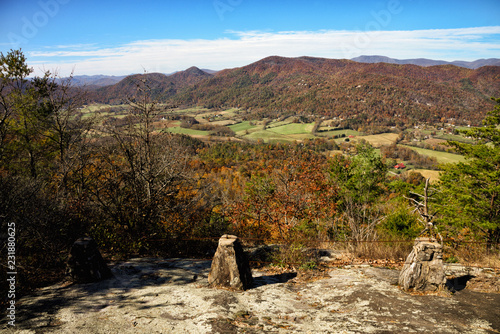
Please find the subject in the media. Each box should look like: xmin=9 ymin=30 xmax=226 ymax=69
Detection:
xmin=399 ymin=237 xmax=446 ymax=291
xmin=208 ymin=235 xmax=253 ymax=290
xmin=67 ymin=237 xmax=113 ymax=283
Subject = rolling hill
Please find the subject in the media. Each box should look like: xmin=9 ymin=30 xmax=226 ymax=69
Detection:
xmin=88 ymin=66 xmax=213 ymax=104
xmin=172 ymin=56 xmax=500 ymax=126
xmin=86 ymin=56 xmax=500 ymax=126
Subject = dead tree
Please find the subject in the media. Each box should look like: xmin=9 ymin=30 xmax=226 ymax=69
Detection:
xmin=399 ymin=178 xmax=446 ymax=291
xmin=405 ymin=178 xmax=442 ymax=244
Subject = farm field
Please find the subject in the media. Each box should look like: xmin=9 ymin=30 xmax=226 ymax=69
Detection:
xmin=321 ymin=129 xmax=362 ymax=138
xmin=164 ymin=127 xmax=210 ymax=136
xmin=399 ymin=145 xmax=466 ymax=164
xmin=267 ymin=122 xmax=314 ymax=135
xmin=79 ymin=103 xmax=470 ymax=176
xmin=412 ymin=169 xmax=442 ymax=183
xmin=229 ymin=121 xmax=258 ymax=134
xmin=361 ymin=133 xmax=400 ymax=147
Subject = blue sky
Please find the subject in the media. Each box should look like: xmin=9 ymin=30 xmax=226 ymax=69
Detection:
xmin=1 ymin=0 xmax=499 ymax=76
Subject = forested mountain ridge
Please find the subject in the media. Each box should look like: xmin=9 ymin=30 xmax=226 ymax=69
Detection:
xmin=60 ymin=74 xmax=128 ymax=87
xmin=87 ymin=56 xmax=500 ymax=126
xmin=88 ymin=66 xmax=213 ymax=104
xmin=172 ymin=56 xmax=500 ymax=126
xmin=351 ymin=55 xmax=500 ymax=69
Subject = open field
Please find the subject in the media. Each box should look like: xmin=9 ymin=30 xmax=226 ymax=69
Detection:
xmin=242 ymin=129 xmax=315 ymax=142
xmin=209 ymin=120 xmax=238 ymax=126
xmin=320 ymin=129 xmax=362 ymax=138
xmin=80 ymin=104 xmax=115 ymax=113
xmin=164 ymin=127 xmax=210 ymax=136
xmin=435 ymin=133 xmax=475 ymax=143
xmin=81 ymin=103 xmax=471 ymax=175
xmin=267 ymin=122 xmax=314 ymax=135
xmin=170 ymin=106 xmax=212 ymax=115
xmin=412 ymin=169 xmax=442 ymax=183
xmin=361 ymin=133 xmax=400 ymax=147
xmin=400 ymin=145 xmax=466 ymax=164
xmin=229 ymin=121 xmax=258 ymax=134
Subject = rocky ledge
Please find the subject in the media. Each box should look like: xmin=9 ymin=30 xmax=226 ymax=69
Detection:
xmin=3 ymin=258 xmax=499 ymax=333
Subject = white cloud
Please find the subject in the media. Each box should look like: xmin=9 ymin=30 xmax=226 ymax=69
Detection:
xmin=28 ymin=26 xmax=500 ymax=76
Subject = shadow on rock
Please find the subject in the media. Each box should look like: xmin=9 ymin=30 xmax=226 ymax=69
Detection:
xmin=446 ymin=275 xmax=475 ymax=292
xmin=252 ymin=272 xmax=297 ymax=288
xmin=8 ymin=258 xmax=212 ymax=330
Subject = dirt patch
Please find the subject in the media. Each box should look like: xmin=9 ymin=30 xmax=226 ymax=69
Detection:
xmin=3 ymin=258 xmax=499 ymax=333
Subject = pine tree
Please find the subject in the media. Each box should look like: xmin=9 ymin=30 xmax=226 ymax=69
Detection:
xmin=438 ymin=98 xmax=500 ymax=243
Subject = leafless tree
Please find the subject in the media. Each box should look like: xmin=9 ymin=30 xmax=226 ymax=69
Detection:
xmin=405 ymin=178 xmax=442 ymax=244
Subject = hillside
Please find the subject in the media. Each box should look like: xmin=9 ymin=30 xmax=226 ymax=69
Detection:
xmin=86 ymin=56 xmax=500 ymax=126
xmin=173 ymin=56 xmax=500 ymax=126
xmin=88 ymin=67 xmax=213 ymax=104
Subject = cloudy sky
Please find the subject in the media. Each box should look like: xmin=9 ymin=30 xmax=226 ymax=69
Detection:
xmin=1 ymin=0 xmax=499 ymax=76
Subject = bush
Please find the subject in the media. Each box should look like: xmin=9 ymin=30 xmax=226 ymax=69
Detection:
xmin=380 ymin=209 xmax=420 ymax=240
xmin=209 ymin=125 xmax=235 ymax=137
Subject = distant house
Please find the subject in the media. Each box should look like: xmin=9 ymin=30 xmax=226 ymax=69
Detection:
xmin=394 ymin=163 xmax=406 ymax=169
xmin=348 ymin=135 xmax=355 ymax=138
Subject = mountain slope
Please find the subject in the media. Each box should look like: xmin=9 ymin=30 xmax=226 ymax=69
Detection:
xmin=90 ymin=67 xmax=213 ymax=104
xmin=173 ymin=56 xmax=500 ymax=126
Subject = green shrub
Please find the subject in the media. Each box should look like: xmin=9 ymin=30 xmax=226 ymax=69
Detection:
xmin=380 ymin=209 xmax=420 ymax=240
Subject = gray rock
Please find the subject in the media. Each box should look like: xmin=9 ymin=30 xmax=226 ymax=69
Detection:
xmin=208 ymin=234 xmax=253 ymax=290
xmin=399 ymin=238 xmax=446 ymax=291
xmin=66 ymin=237 xmax=113 ymax=283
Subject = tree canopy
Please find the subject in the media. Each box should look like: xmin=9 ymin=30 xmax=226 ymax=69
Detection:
xmin=438 ymin=98 xmax=500 ymax=243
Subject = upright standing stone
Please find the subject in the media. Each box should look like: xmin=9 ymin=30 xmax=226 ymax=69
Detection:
xmin=67 ymin=237 xmax=113 ymax=283
xmin=208 ymin=235 xmax=253 ymax=290
xmin=399 ymin=237 xmax=446 ymax=291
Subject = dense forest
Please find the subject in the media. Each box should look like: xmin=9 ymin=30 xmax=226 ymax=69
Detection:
xmin=1 ymin=50 xmax=499 ymax=297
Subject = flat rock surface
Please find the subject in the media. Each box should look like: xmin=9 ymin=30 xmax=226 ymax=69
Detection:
xmin=3 ymin=258 xmax=500 ymax=333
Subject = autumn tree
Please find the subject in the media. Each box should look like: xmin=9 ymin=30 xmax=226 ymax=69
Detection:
xmin=329 ymin=142 xmax=388 ymax=242
xmin=0 ymin=50 xmax=89 ymax=295
xmin=89 ymin=74 xmax=213 ymax=253
xmin=0 ymin=49 xmax=35 ymax=174
xmin=224 ymin=145 xmax=336 ymax=243
xmin=0 ymin=50 xmax=90 ymax=184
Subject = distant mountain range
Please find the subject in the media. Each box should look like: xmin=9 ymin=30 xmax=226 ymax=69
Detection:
xmin=81 ymin=55 xmax=500 ymax=127
xmin=351 ymin=55 xmax=500 ymax=69
xmin=68 ymin=69 xmax=215 ymax=88
xmin=67 ymin=56 xmax=498 ymax=87
xmin=63 ymin=75 xmax=128 ymax=87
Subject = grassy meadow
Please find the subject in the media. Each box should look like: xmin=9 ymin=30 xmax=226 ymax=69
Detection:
xmin=399 ymin=145 xmax=466 ymax=164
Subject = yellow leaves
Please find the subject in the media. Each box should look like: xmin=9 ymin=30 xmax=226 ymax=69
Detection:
xmin=212 ymin=205 xmax=223 ymax=214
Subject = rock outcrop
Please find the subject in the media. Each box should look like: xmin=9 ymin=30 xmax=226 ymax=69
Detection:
xmin=67 ymin=237 xmax=113 ymax=283
xmin=399 ymin=237 xmax=446 ymax=291
xmin=208 ymin=234 xmax=253 ymax=290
